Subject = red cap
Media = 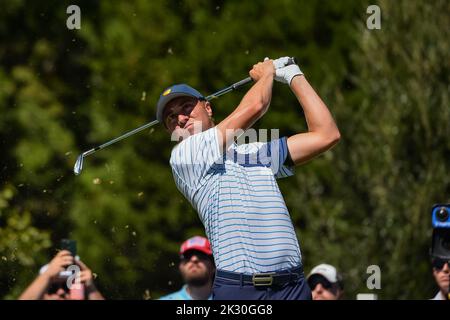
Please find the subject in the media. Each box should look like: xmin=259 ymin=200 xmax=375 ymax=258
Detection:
xmin=180 ymin=236 xmax=212 ymax=256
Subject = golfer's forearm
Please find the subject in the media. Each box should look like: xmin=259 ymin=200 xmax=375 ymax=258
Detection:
xmin=236 ymin=74 xmax=273 ymax=118
xmin=290 ymin=76 xmax=339 ymax=138
xmin=217 ymin=74 xmax=273 ymax=148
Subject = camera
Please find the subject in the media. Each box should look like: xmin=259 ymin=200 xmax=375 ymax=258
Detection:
xmin=430 ymin=204 xmax=450 ymax=260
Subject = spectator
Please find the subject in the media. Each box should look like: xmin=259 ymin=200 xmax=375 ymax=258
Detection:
xmin=19 ymin=250 xmax=104 ymax=300
xmin=431 ymin=258 xmax=449 ymax=300
xmin=159 ymin=236 xmax=215 ymax=300
xmin=307 ymin=264 xmax=344 ymax=300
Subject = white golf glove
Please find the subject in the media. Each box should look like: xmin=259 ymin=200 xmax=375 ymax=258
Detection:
xmin=265 ymin=56 xmax=303 ymax=85
xmin=275 ymin=64 xmax=303 ymax=85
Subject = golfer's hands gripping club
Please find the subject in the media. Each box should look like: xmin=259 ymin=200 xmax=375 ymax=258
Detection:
xmin=249 ymin=59 xmax=276 ymax=82
xmin=267 ymin=56 xmax=303 ymax=86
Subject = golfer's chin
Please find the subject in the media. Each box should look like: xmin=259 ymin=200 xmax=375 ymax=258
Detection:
xmin=186 ymin=121 xmax=207 ymax=134
xmin=184 ymin=124 xmax=195 ymax=134
xmin=185 ymin=123 xmax=204 ymax=134
xmin=171 ymin=122 xmax=206 ymax=142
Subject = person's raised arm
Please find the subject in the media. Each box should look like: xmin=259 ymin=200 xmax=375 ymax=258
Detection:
xmin=19 ymin=250 xmax=74 ymax=300
xmin=216 ymin=59 xmax=275 ymax=150
xmin=276 ymin=62 xmax=340 ymax=165
xmin=18 ymin=273 xmax=52 ymax=300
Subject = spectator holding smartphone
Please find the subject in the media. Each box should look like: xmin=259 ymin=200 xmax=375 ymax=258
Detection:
xmin=19 ymin=248 xmax=104 ymax=300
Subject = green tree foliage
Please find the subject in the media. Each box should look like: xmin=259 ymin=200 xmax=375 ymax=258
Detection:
xmin=0 ymin=0 xmax=448 ymax=299
xmin=0 ymin=185 xmax=51 ymax=299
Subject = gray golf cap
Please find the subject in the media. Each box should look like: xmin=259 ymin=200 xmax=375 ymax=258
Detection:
xmin=156 ymin=84 xmax=205 ymax=124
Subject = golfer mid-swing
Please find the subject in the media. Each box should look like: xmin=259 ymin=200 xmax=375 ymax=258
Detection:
xmin=156 ymin=57 xmax=340 ymax=300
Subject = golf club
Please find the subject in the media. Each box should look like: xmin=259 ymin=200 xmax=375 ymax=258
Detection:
xmin=73 ymin=57 xmax=297 ymax=175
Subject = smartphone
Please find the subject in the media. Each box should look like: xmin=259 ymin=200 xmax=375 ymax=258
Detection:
xmin=60 ymin=239 xmax=77 ymax=257
xmin=56 ymin=239 xmax=77 ymax=283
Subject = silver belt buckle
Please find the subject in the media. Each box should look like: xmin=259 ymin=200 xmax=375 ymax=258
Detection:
xmin=252 ymin=273 xmax=275 ymax=286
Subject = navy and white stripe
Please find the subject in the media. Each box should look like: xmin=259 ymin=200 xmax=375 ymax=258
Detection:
xmin=170 ymin=127 xmax=302 ymax=274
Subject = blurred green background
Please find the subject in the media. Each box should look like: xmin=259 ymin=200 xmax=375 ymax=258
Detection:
xmin=0 ymin=0 xmax=449 ymax=299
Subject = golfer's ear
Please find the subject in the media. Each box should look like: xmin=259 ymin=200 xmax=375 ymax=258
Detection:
xmin=204 ymin=101 xmax=213 ymax=117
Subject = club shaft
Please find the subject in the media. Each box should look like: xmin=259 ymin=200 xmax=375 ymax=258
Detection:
xmin=206 ymin=77 xmax=253 ymax=100
xmin=83 ymin=76 xmax=254 ymax=157
xmin=83 ymin=119 xmax=159 ymax=157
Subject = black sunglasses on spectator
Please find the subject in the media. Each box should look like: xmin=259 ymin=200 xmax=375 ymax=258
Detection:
xmin=180 ymin=250 xmax=212 ymax=263
xmin=308 ymin=275 xmax=334 ymax=290
xmin=432 ymin=258 xmax=450 ymax=270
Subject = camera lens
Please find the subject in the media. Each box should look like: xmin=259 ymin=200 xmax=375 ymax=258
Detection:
xmin=437 ymin=207 xmax=449 ymax=222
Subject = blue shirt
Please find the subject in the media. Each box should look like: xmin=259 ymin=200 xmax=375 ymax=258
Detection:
xmin=170 ymin=127 xmax=302 ymax=274
xmin=159 ymin=285 xmax=213 ymax=300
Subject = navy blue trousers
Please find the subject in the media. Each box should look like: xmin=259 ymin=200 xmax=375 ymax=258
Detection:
xmin=212 ymin=272 xmax=312 ymax=300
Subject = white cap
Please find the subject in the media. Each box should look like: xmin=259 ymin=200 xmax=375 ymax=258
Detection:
xmin=308 ymin=263 xmax=342 ymax=284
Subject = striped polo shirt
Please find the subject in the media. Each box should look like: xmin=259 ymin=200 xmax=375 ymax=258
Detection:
xmin=170 ymin=127 xmax=302 ymax=274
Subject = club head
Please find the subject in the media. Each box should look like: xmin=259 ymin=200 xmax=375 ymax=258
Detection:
xmin=74 ymin=154 xmax=84 ymax=175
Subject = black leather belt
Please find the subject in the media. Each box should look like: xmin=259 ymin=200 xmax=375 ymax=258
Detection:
xmin=216 ymin=266 xmax=304 ymax=287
